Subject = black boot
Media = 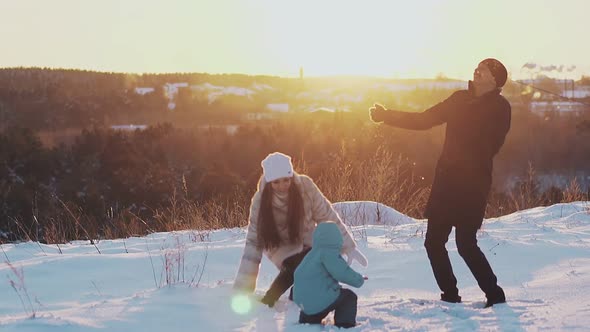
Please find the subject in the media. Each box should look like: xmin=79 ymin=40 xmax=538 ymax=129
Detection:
xmin=485 ymin=286 xmax=506 ymax=308
xmin=440 ymin=292 xmax=462 ymax=303
xmin=260 ymin=294 xmax=276 ymax=308
xmin=335 ymin=323 xmax=357 ymax=329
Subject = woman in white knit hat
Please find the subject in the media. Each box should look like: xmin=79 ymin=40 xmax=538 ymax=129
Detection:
xmin=233 ymin=152 xmax=368 ymax=307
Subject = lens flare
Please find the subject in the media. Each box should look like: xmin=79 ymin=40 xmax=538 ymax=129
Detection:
xmin=231 ymin=294 xmax=252 ymax=315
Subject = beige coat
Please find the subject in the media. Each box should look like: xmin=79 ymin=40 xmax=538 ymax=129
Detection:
xmin=233 ymin=173 xmax=357 ymax=292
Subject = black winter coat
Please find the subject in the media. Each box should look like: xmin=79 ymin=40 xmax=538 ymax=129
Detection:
xmin=380 ymin=82 xmax=511 ymax=224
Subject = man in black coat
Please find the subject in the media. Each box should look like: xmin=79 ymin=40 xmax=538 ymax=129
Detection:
xmin=369 ymin=58 xmax=510 ymax=308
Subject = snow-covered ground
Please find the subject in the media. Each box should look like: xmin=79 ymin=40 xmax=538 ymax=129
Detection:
xmin=1 ymin=201 xmax=589 ymax=331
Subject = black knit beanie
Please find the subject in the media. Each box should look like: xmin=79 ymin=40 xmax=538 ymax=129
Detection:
xmin=481 ymin=58 xmax=508 ymax=87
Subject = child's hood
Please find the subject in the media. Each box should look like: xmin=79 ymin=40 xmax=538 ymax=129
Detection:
xmin=312 ymin=221 xmax=343 ymax=250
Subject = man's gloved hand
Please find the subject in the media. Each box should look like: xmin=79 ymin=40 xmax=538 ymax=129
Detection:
xmin=346 ymin=247 xmax=368 ymax=267
xmin=369 ymin=103 xmax=387 ymax=123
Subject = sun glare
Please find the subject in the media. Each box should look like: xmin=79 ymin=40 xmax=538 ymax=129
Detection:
xmin=231 ymin=294 xmax=252 ymax=315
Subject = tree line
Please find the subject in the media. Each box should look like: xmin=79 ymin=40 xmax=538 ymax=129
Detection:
xmin=1 ymin=68 xmax=589 ymax=243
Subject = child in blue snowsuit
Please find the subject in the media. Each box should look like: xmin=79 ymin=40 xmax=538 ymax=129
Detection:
xmin=293 ymin=221 xmax=366 ymax=328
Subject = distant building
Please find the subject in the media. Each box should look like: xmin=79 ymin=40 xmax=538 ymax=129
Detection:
xmin=529 ymin=101 xmax=590 ymax=115
xmin=252 ymin=83 xmax=274 ymax=91
xmin=246 ymin=113 xmax=278 ymax=121
xmin=265 ymin=103 xmax=289 ymax=113
xmin=110 ymin=124 xmax=148 ymax=131
xmin=134 ymin=87 xmax=155 ymax=95
xmin=164 ymin=83 xmax=189 ymax=98
xmin=516 ymin=79 xmax=590 ymax=98
xmin=190 ymin=83 xmax=255 ymax=104
xmin=518 ymin=79 xmax=574 ymax=86
xmin=566 ymin=85 xmax=590 ymax=99
xmin=164 ymin=83 xmax=189 ymax=110
xmin=310 ymin=107 xmax=337 ymax=113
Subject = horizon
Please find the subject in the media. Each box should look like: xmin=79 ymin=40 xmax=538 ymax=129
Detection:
xmin=2 ymin=66 xmax=587 ymax=83
xmin=0 ymin=66 xmax=463 ymax=80
xmin=1 ymin=0 xmax=589 ymax=80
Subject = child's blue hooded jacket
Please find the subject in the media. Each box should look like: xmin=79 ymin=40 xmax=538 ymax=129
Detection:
xmin=293 ymin=221 xmax=364 ymax=314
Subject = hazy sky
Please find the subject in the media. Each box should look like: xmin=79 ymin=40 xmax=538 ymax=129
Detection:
xmin=1 ymin=0 xmax=589 ymax=80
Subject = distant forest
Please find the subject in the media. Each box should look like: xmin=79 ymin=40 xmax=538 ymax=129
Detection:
xmin=1 ymin=68 xmax=589 ymax=243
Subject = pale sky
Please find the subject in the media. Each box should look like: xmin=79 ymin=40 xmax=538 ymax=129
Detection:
xmin=1 ymin=0 xmax=589 ymax=80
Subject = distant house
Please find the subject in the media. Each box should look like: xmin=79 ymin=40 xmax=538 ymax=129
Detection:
xmin=300 ymin=104 xmax=352 ymax=113
xmin=110 ymin=124 xmax=148 ymax=131
xmin=246 ymin=113 xmax=278 ymax=121
xmin=519 ymin=79 xmax=574 ymax=85
xmin=530 ymin=101 xmax=590 ymax=116
xmin=310 ymin=107 xmax=337 ymax=114
xmin=164 ymin=83 xmax=189 ymax=110
xmin=191 ymin=83 xmax=255 ymax=104
xmin=265 ymin=103 xmax=289 ymax=113
xmin=565 ymin=86 xmax=590 ymax=99
xmin=134 ymin=87 xmax=155 ymax=95
xmin=516 ymin=79 xmax=590 ymax=98
xmin=164 ymin=83 xmax=189 ymax=98
xmin=252 ymin=83 xmax=274 ymax=91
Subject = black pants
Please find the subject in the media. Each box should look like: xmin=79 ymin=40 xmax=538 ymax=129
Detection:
xmin=299 ymin=288 xmax=357 ymax=328
xmin=260 ymin=247 xmax=311 ymax=306
xmin=424 ymin=219 xmax=499 ymax=297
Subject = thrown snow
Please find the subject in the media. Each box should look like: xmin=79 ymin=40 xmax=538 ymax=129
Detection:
xmin=1 ymin=201 xmax=589 ymax=331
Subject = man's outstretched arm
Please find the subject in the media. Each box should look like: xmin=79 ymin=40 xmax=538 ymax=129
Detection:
xmin=369 ymin=91 xmax=460 ymax=130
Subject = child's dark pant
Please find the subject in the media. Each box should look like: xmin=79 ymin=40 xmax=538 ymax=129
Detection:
xmin=299 ymin=288 xmax=358 ymax=329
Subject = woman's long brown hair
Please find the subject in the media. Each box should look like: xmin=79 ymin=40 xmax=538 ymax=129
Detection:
xmin=257 ymin=178 xmax=304 ymax=250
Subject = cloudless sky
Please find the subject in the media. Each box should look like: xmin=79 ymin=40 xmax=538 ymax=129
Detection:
xmin=1 ymin=0 xmax=588 ymax=80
